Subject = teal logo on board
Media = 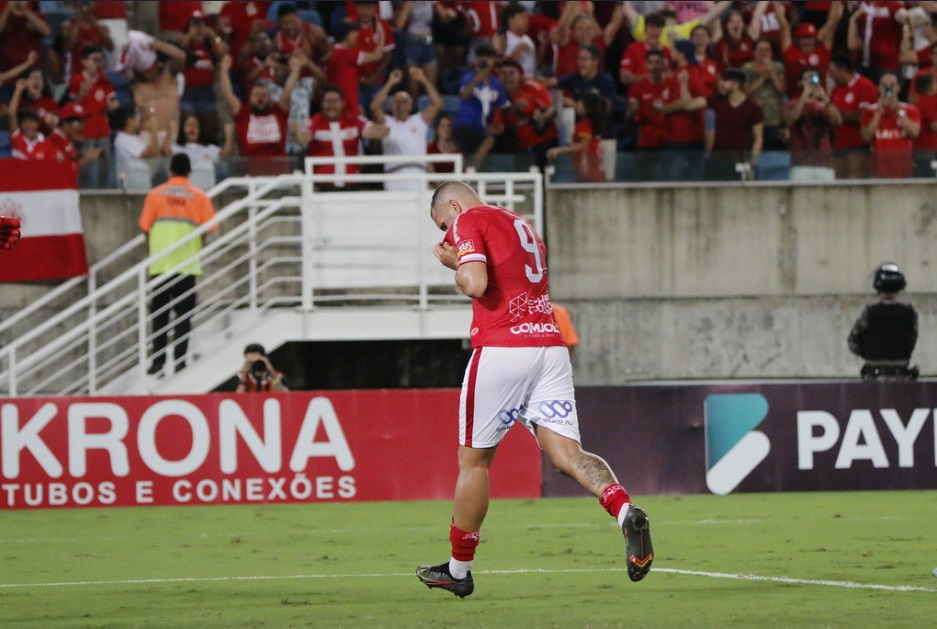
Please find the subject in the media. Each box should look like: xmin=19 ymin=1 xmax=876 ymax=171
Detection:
xmin=704 ymin=394 xmax=771 ymax=495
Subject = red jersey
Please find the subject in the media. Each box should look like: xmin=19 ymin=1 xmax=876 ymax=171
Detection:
xmin=782 ymin=43 xmax=830 ymax=99
xmin=741 ymin=1 xmax=793 ymax=52
xmin=460 ymin=1 xmax=502 ymax=38
xmin=855 ymin=1 xmax=904 ymax=72
xmin=554 ymin=36 xmax=606 ymax=78
xmin=306 ymin=111 xmax=371 ymax=186
xmin=10 ymin=129 xmax=56 ymax=160
xmin=326 ymin=45 xmax=364 ymax=117
xmin=21 ymin=93 xmax=59 ymax=134
xmin=48 ymin=128 xmax=78 ymax=164
xmin=914 ymin=93 xmax=937 ymax=151
xmin=67 ymin=71 xmax=115 ymax=139
xmin=356 ymin=18 xmax=395 ymax=79
xmin=909 ymin=67 xmax=937 ymax=100
xmin=713 ymin=35 xmax=754 ymax=69
xmin=234 ymin=102 xmax=289 ymax=157
xmin=830 ymin=73 xmax=878 ymax=149
xmin=664 ymin=71 xmax=708 ymax=144
xmin=492 ymin=79 xmax=558 ymax=149
xmin=619 ymin=41 xmax=671 ymax=81
xmin=860 ymin=104 xmax=921 ymax=178
xmin=158 ymin=1 xmax=202 ymax=32
xmin=183 ymin=38 xmax=218 ymax=89
xmin=219 ymin=1 xmax=270 ymax=59
xmin=629 ymin=77 xmax=671 ymax=149
xmin=444 ymin=204 xmax=564 ymax=349
xmin=698 ymin=56 xmax=721 ymax=93
xmin=572 ymin=118 xmax=604 ymax=182
xmin=427 ymin=142 xmax=458 ymax=173
xmin=66 ymin=18 xmax=107 ymax=76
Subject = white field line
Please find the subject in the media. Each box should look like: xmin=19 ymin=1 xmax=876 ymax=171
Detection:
xmin=1 ymin=567 xmax=934 ymax=593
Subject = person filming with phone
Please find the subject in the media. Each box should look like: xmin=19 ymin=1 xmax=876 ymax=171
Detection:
xmin=784 ymin=69 xmax=835 ymax=181
xmin=860 ymin=72 xmax=921 ymax=178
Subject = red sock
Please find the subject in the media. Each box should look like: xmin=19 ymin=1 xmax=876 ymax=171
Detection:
xmin=599 ymin=484 xmax=630 ymax=519
xmin=449 ymin=521 xmax=480 ymax=561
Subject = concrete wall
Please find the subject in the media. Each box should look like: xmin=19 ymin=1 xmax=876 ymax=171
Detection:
xmin=4 ymin=181 xmax=936 ymax=385
xmin=546 ymin=181 xmax=937 ymax=382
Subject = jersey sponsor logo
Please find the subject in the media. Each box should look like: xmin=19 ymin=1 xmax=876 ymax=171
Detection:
xmin=509 ymin=292 xmax=529 ymax=321
xmin=509 ymin=322 xmax=559 ymax=335
xmin=457 ymin=239 xmax=476 ymax=258
xmin=875 ymin=127 xmax=908 ymax=140
xmin=528 ymin=294 xmax=552 ymax=315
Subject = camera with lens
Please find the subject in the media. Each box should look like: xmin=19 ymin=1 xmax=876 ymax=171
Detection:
xmin=250 ymin=359 xmax=270 ymax=381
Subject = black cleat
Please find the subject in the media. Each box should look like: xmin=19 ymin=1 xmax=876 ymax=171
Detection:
xmin=416 ymin=562 xmax=474 ymax=598
xmin=622 ymin=504 xmax=653 ymax=582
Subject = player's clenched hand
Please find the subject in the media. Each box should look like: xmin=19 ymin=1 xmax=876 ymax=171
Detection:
xmin=433 ymin=241 xmax=458 ymax=270
xmin=0 ymin=216 xmax=21 ymax=250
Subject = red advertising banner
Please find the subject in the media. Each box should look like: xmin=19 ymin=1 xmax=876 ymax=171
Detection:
xmin=0 ymin=391 xmax=542 ymax=510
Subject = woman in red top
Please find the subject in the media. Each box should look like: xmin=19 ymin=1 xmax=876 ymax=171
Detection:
xmin=427 ymin=114 xmax=460 ymax=175
xmin=546 ymin=89 xmax=607 ymax=182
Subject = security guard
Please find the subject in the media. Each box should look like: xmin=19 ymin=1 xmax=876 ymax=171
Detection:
xmin=848 ymin=262 xmax=919 ymax=380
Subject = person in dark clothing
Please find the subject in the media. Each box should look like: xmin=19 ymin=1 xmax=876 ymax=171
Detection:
xmin=848 ymin=262 xmax=919 ymax=380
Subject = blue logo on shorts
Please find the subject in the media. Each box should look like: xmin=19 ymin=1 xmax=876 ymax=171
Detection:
xmin=703 ymin=393 xmax=771 ymax=495
xmin=497 ymin=405 xmax=526 ymax=427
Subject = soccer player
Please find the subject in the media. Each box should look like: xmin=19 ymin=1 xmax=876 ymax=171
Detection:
xmin=416 ymin=181 xmax=653 ymax=598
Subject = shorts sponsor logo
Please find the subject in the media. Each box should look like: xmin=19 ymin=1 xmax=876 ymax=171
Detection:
xmin=537 ymin=400 xmax=574 ymax=422
xmin=496 ymin=405 xmax=526 ymax=432
xmin=509 ymin=322 xmax=558 ymax=335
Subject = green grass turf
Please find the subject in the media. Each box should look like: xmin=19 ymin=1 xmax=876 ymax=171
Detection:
xmin=0 ymin=490 xmax=934 ymax=628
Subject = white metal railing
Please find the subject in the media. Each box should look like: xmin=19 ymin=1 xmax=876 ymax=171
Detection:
xmin=0 ymin=159 xmax=543 ymax=397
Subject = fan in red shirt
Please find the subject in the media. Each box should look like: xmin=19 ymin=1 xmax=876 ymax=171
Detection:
xmin=551 ymin=2 xmax=624 ymax=78
xmin=860 ymin=74 xmax=921 ymax=179
xmin=912 ymin=73 xmax=937 ymax=177
xmin=459 ymin=0 xmax=502 ymax=50
xmin=0 ymin=1 xmax=49 ymax=75
xmin=48 ymin=101 xmax=102 ymax=168
xmin=828 ymin=53 xmax=878 ymax=179
xmin=355 ymin=2 xmax=395 ymax=99
xmin=298 ymin=85 xmax=389 ymax=191
xmin=690 ymin=24 xmax=721 ymax=94
xmin=218 ymin=53 xmax=302 ymax=174
xmin=627 ymin=49 xmax=671 ymax=166
xmin=712 ymin=9 xmax=754 ymax=69
xmin=326 ymin=21 xmax=386 ymax=118
xmin=218 ymin=0 xmax=271 ymax=61
xmin=620 ymin=12 xmax=671 ymax=92
xmin=662 ymin=40 xmax=711 ymax=180
xmin=60 ymin=1 xmax=114 ymax=77
xmin=907 ymin=43 xmax=937 ymax=104
xmin=474 ymin=59 xmax=558 ymax=171
xmin=274 ymin=2 xmax=329 ymax=76
xmin=9 ymin=109 xmax=56 ymax=160
xmin=776 ymin=2 xmax=841 ymax=99
xmin=546 ymin=89 xmax=607 ymax=182
xmin=742 ymin=0 xmax=794 ymax=52
xmin=847 ymin=1 xmax=906 ymax=79
xmin=67 ymin=45 xmax=118 ymax=141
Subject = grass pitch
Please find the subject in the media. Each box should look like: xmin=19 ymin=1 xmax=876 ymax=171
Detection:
xmin=0 ymin=491 xmax=934 ymax=628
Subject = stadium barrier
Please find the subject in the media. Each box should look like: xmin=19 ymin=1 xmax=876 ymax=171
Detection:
xmin=3 ymin=380 xmax=936 ymax=510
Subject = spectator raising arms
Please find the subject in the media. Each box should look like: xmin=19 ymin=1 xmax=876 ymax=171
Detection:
xmin=369 ymin=67 xmax=443 ymax=190
xmin=296 ymin=85 xmax=389 ymax=191
xmin=218 ymin=52 xmax=302 ymax=170
xmin=546 ymin=89 xmax=608 ymax=182
xmin=0 ymin=1 xmax=49 ymax=80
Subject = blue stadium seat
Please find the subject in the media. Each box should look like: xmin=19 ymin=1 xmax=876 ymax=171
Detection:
xmin=757 ymin=151 xmax=791 ymax=181
xmin=0 ymin=130 xmax=11 ymax=158
xmin=442 ymin=95 xmax=461 ymax=118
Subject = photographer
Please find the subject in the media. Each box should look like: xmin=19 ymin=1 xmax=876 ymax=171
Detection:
xmin=860 ymin=73 xmax=921 ymax=179
xmin=236 ymin=343 xmax=288 ymax=393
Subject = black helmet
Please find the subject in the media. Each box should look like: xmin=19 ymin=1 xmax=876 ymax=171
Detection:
xmin=873 ymin=262 xmax=906 ymax=293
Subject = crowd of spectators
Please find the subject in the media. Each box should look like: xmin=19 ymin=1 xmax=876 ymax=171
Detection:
xmin=2 ymin=0 xmax=937 ymax=187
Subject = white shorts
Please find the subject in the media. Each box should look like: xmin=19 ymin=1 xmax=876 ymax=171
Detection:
xmin=458 ymin=346 xmax=581 ymax=448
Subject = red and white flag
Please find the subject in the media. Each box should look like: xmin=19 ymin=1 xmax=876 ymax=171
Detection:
xmin=0 ymin=160 xmax=88 ymax=282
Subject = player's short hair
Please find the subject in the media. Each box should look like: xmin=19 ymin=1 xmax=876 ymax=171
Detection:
xmin=430 ymin=181 xmax=479 ymax=214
